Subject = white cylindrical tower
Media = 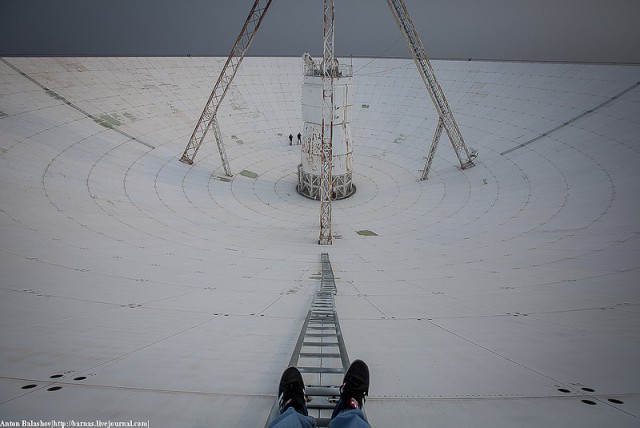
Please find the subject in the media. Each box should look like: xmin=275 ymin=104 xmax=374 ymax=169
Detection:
xmin=297 ymin=53 xmax=355 ymax=200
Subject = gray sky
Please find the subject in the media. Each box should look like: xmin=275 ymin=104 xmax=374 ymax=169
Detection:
xmin=1 ymin=0 xmax=639 ymax=63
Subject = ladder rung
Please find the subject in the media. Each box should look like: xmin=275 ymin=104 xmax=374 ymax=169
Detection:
xmin=306 ymin=386 xmax=340 ymax=396
xmin=298 ymin=367 xmax=345 ymax=374
xmin=299 ymin=352 xmax=341 ymax=358
xmin=303 ymin=341 xmax=338 ymax=347
xmin=307 ymin=401 xmax=336 ymax=410
xmin=305 ymin=333 xmax=337 ymax=337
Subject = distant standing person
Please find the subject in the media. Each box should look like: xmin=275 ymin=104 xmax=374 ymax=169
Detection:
xmin=289 ymin=134 xmax=293 ymax=146
xmin=297 ymin=132 xmax=302 ymax=145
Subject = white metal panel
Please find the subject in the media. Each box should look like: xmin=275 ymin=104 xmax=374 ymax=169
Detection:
xmin=0 ymin=56 xmax=639 ymax=427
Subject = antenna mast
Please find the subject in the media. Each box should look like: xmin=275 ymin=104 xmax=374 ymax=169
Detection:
xmin=318 ymin=0 xmax=335 ymax=245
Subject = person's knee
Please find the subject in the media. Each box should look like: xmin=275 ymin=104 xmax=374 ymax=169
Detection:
xmin=328 ymin=408 xmax=370 ymax=428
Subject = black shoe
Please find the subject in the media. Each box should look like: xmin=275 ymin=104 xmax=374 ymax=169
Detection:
xmin=278 ymin=367 xmax=308 ymax=416
xmin=331 ymin=359 xmax=369 ymax=418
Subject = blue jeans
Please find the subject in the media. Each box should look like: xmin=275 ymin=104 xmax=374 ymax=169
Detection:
xmin=269 ymin=407 xmax=371 ymax=428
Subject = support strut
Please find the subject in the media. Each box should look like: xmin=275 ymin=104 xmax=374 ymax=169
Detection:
xmin=386 ymin=0 xmax=477 ymax=180
xmin=179 ymin=0 xmax=273 ymax=175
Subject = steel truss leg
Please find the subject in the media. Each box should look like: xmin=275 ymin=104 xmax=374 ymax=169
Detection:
xmin=210 ymin=116 xmax=231 ymax=177
xmin=319 ymin=0 xmax=335 ymax=245
xmin=386 ymin=0 xmax=476 ymax=179
xmin=421 ymin=118 xmax=444 ymax=181
xmin=179 ymin=0 xmax=273 ymax=176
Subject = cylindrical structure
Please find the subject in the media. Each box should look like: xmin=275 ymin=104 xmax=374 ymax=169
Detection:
xmin=297 ymin=54 xmax=355 ymax=200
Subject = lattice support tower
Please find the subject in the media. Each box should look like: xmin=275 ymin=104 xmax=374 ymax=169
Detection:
xmin=179 ymin=0 xmax=273 ymax=176
xmin=386 ymin=0 xmax=477 ymax=180
xmin=318 ymin=0 xmax=336 ymax=245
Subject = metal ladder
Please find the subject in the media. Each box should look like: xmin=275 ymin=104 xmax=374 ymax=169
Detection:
xmin=265 ymin=253 xmax=353 ymax=427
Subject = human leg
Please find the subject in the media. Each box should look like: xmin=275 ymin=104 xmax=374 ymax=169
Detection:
xmin=268 ymin=367 xmax=317 ymax=428
xmin=328 ymin=360 xmax=371 ymax=428
xmin=269 ymin=407 xmax=317 ymax=428
xmin=327 ymin=408 xmax=370 ymax=428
